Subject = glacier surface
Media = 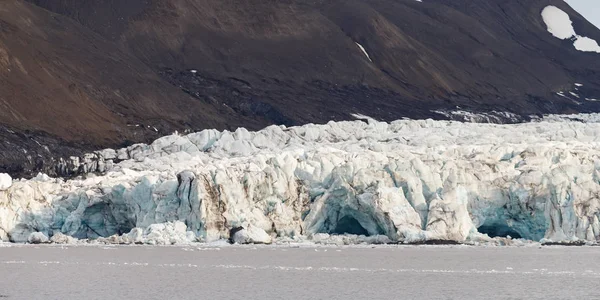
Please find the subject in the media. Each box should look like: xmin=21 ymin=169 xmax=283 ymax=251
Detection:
xmin=2 ymin=116 xmax=600 ymax=244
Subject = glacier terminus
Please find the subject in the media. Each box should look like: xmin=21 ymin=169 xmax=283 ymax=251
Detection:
xmin=2 ymin=115 xmax=600 ymax=245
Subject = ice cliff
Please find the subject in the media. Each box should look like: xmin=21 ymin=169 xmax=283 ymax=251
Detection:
xmin=2 ymin=116 xmax=600 ymax=244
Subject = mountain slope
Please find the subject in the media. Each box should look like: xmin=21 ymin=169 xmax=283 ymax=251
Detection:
xmin=565 ymin=0 xmax=600 ymax=29
xmin=1 ymin=0 xmax=600 ymax=177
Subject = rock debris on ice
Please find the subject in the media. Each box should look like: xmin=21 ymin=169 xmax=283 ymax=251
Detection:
xmin=3 ymin=116 xmax=600 ymax=244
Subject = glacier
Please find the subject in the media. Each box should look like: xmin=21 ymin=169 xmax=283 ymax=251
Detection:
xmin=2 ymin=116 xmax=600 ymax=244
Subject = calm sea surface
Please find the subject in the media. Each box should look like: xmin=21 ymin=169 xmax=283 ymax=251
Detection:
xmin=0 ymin=244 xmax=598 ymax=299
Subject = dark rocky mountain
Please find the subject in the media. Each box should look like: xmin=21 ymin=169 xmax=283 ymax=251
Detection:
xmin=1 ymin=0 xmax=600 ymax=177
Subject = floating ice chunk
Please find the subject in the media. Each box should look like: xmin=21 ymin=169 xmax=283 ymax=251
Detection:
xmin=27 ymin=232 xmax=49 ymax=244
xmin=143 ymin=221 xmax=196 ymax=245
xmin=95 ymin=221 xmax=197 ymax=245
xmin=50 ymin=232 xmax=78 ymax=244
xmin=310 ymin=233 xmax=392 ymax=245
xmin=230 ymin=224 xmax=272 ymax=244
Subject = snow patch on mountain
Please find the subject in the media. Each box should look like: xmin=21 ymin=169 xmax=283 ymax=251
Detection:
xmin=542 ymin=6 xmax=577 ymax=39
xmin=351 ymin=113 xmax=378 ymax=122
xmin=573 ymin=36 xmax=600 ymax=53
xmin=542 ymin=6 xmax=600 ymax=53
xmin=355 ymin=42 xmax=372 ymax=62
xmin=3 ymin=117 xmax=600 ymax=244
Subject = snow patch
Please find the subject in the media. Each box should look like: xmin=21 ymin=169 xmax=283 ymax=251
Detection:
xmin=573 ymin=36 xmax=600 ymax=53
xmin=555 ymin=91 xmax=581 ymax=104
xmin=541 ymin=6 xmax=600 ymax=53
xmin=351 ymin=113 xmax=378 ymax=122
xmin=542 ymin=6 xmax=577 ymax=39
xmin=355 ymin=42 xmax=373 ymax=62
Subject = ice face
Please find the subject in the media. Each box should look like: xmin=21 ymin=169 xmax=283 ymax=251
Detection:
xmin=2 ymin=116 xmax=600 ymax=244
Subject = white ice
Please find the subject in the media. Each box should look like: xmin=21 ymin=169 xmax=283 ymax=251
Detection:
xmin=231 ymin=224 xmax=272 ymax=244
xmin=0 ymin=174 xmax=11 ymax=191
xmin=27 ymin=232 xmax=49 ymax=244
xmin=3 ymin=116 xmax=600 ymax=244
xmin=355 ymin=42 xmax=373 ymax=62
xmin=94 ymin=221 xmax=197 ymax=245
xmin=569 ymin=91 xmax=580 ymax=98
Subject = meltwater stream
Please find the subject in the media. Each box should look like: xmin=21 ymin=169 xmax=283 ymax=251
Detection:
xmin=0 ymin=245 xmax=598 ymax=300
